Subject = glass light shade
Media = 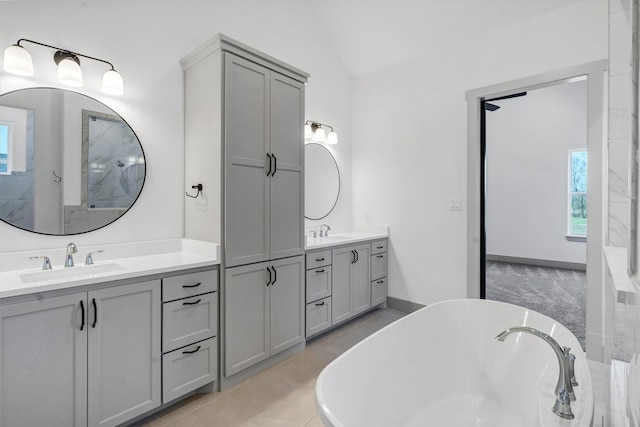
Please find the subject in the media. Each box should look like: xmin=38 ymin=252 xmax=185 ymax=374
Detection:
xmin=57 ymin=58 xmax=83 ymax=87
xmin=304 ymin=124 xmax=313 ymax=140
xmin=326 ymin=131 xmax=338 ymax=145
xmin=102 ymin=69 xmax=124 ymax=95
xmin=313 ymin=127 xmax=326 ymax=142
xmin=4 ymin=44 xmax=34 ymax=76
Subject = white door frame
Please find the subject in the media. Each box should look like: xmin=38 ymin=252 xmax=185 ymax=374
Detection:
xmin=465 ymin=60 xmax=607 ymax=360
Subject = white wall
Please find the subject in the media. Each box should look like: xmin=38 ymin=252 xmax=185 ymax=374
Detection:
xmin=352 ymin=0 xmax=608 ymax=305
xmin=0 ymin=0 xmax=352 ymax=252
xmin=485 ymin=80 xmax=588 ymax=265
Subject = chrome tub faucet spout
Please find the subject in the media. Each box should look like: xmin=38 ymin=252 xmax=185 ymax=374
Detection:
xmin=496 ymin=326 xmax=576 ymax=420
xmin=65 ymin=242 xmax=77 ymax=267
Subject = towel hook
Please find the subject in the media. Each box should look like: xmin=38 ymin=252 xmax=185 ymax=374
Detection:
xmin=186 ymin=183 xmax=203 ymax=198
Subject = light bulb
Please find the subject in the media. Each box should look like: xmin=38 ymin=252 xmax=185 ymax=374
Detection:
xmin=313 ymin=127 xmax=326 ymax=142
xmin=102 ymin=69 xmax=124 ymax=95
xmin=4 ymin=44 xmax=33 ymax=76
xmin=57 ymin=57 xmax=83 ymax=87
xmin=326 ymin=131 xmax=338 ymax=145
xmin=304 ymin=124 xmax=313 ymax=140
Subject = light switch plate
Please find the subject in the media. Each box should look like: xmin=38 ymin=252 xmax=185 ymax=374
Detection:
xmin=448 ymin=199 xmax=462 ymax=211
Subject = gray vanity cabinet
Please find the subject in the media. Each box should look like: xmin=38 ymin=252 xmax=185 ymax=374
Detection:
xmin=332 ymin=244 xmax=371 ymax=325
xmin=224 ymin=52 xmax=305 ymax=268
xmin=224 ymin=255 xmax=304 ymax=377
xmin=0 ymin=280 xmax=161 ymax=427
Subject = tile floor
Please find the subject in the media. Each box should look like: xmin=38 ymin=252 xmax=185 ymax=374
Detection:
xmin=133 ymin=308 xmax=407 ymax=427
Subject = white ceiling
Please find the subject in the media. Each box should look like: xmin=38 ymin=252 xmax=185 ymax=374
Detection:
xmin=304 ymin=0 xmax=582 ymax=76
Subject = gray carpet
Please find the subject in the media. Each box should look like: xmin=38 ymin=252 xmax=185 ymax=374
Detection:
xmin=486 ymin=261 xmax=586 ymax=350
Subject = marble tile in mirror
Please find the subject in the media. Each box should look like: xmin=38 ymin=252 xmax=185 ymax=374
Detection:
xmin=0 ymin=87 xmax=145 ymax=235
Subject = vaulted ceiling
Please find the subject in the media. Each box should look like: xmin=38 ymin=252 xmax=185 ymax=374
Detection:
xmin=304 ymin=0 xmax=583 ymax=76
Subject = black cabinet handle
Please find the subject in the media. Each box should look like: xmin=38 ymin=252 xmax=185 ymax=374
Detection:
xmin=316 ymin=257 xmax=325 ymax=262
xmin=183 ymin=299 xmax=202 ymax=306
xmin=355 ymin=250 xmax=359 ymax=263
xmin=377 ymin=246 xmax=384 ymax=249
xmin=351 ymin=250 xmax=356 ymax=264
xmin=377 ymin=280 xmax=384 ymax=284
xmin=183 ymin=345 xmax=201 ymax=354
xmin=79 ymin=300 xmax=85 ymax=331
xmin=266 ymin=153 xmax=272 ymax=176
xmin=272 ymin=266 xmax=277 ymax=285
xmin=272 ymin=154 xmax=277 ymax=176
xmin=315 ymin=301 xmax=326 ymax=306
xmin=315 ymin=269 xmax=325 ymax=273
xmin=377 ymin=255 xmax=384 ymax=258
xmin=267 ymin=266 xmax=272 ymax=286
xmin=91 ymin=298 xmax=97 ymax=328
xmin=182 ymin=282 xmax=202 ymax=288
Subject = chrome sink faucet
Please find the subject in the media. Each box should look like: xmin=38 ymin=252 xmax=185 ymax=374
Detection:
xmin=496 ymin=326 xmax=576 ymax=420
xmin=65 ymin=242 xmax=77 ymax=267
xmin=320 ymin=224 xmax=331 ymax=237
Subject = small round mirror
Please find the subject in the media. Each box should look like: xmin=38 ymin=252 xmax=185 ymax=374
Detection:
xmin=305 ymin=143 xmax=340 ymax=220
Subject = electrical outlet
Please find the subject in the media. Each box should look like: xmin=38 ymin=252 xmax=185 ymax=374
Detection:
xmin=448 ymin=199 xmax=462 ymax=211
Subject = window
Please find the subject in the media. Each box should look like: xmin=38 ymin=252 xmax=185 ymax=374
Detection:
xmin=568 ymin=149 xmax=587 ymax=238
xmin=0 ymin=123 xmax=10 ymax=175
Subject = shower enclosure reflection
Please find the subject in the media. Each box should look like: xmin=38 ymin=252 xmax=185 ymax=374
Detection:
xmin=0 ymin=88 xmax=145 ymax=235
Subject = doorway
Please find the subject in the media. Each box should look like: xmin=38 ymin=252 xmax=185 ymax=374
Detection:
xmin=465 ymin=61 xmax=606 ymax=359
xmin=482 ymin=80 xmax=588 ymax=347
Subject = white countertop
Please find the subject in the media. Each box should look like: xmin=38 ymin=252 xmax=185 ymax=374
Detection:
xmin=0 ymin=239 xmax=220 ymax=299
xmin=305 ymin=229 xmax=388 ymax=250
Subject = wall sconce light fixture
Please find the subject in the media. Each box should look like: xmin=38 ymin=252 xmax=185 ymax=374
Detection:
xmin=3 ymin=39 xmax=124 ymax=95
xmin=304 ymin=120 xmax=338 ymax=145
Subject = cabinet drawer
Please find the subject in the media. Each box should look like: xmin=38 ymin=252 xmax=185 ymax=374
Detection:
xmin=162 ymin=338 xmax=217 ymax=403
xmin=306 ymin=297 xmax=332 ymax=337
xmin=371 ymin=253 xmax=387 ymax=280
xmin=372 ymin=239 xmax=388 ymax=255
xmin=306 ymin=250 xmax=332 ymax=269
xmin=371 ymin=278 xmax=388 ymax=306
xmin=162 ymin=270 xmax=218 ymax=302
xmin=306 ymin=266 xmax=332 ymax=303
xmin=162 ymin=292 xmax=217 ymax=353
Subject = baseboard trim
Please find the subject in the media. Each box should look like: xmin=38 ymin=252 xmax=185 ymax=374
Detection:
xmin=387 ymin=297 xmax=425 ymax=313
xmin=486 ymin=254 xmax=586 ymax=271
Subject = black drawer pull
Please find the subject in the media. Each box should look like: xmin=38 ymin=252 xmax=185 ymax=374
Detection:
xmin=315 ymin=269 xmax=325 ymax=273
xmin=183 ymin=345 xmax=201 ymax=354
xmin=316 ymin=257 xmax=325 ymax=262
xmin=377 ymin=280 xmax=384 ymax=284
xmin=182 ymin=282 xmax=202 ymax=288
xmin=377 ymin=255 xmax=384 ymax=258
xmin=315 ymin=301 xmax=326 ymax=306
xmin=183 ymin=299 xmax=202 ymax=306
xmin=377 ymin=246 xmax=384 ymax=249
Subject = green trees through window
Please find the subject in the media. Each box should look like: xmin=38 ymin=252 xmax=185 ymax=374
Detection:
xmin=569 ymin=149 xmax=587 ymax=237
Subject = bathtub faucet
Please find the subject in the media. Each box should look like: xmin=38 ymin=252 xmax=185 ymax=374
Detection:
xmin=495 ymin=326 xmax=575 ymax=420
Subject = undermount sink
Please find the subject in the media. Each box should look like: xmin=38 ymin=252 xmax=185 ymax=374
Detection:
xmin=20 ymin=263 xmax=127 ymax=284
xmin=312 ymin=235 xmax=349 ymax=242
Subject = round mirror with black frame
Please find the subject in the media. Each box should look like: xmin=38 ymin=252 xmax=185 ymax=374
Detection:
xmin=0 ymin=87 xmax=145 ymax=235
xmin=304 ymin=143 xmax=340 ymax=220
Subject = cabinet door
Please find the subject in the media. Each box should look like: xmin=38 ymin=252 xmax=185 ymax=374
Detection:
xmin=269 ymin=72 xmax=305 ymax=260
xmin=87 ymin=280 xmax=161 ymax=427
xmin=0 ymin=294 xmax=87 ymax=427
xmin=269 ymin=256 xmax=304 ymax=355
xmin=225 ymin=262 xmax=270 ymax=376
xmin=224 ymin=52 xmax=271 ymax=267
xmin=332 ymin=246 xmax=354 ymax=324
xmin=351 ymin=244 xmax=372 ymax=316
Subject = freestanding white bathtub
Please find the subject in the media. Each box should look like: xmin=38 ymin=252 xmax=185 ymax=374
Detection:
xmin=315 ymin=299 xmax=593 ymax=427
